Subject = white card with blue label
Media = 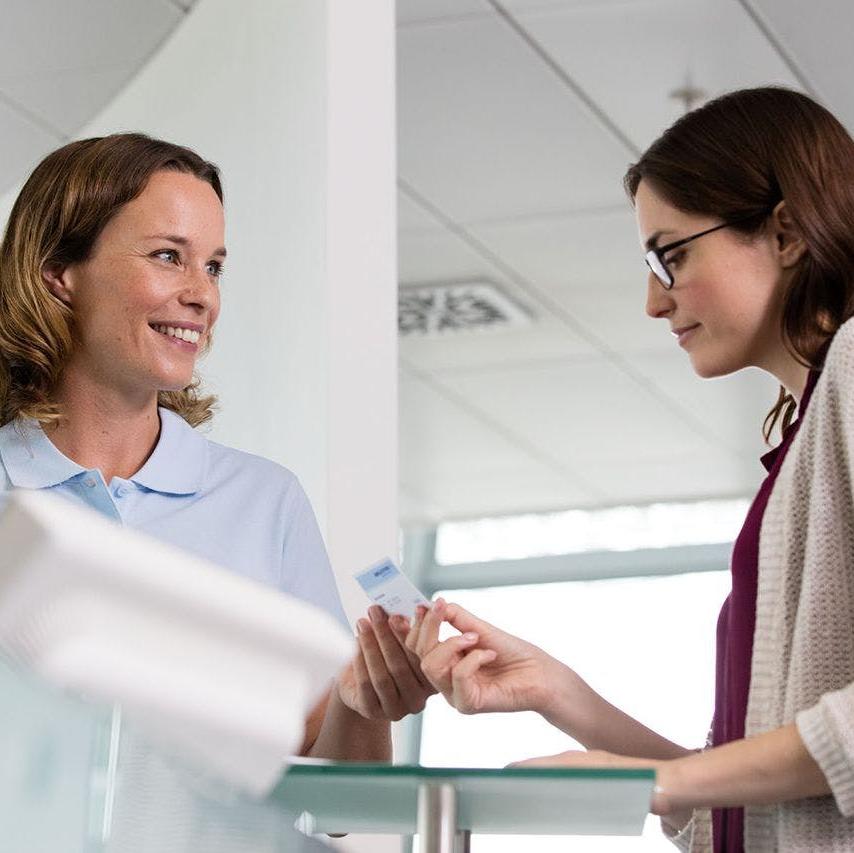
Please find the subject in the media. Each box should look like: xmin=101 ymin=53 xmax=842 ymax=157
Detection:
xmin=354 ymin=558 xmax=431 ymax=619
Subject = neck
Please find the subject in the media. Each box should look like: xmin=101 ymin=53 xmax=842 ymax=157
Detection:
xmin=48 ymin=369 xmax=161 ymax=483
xmin=762 ymin=348 xmax=811 ymax=404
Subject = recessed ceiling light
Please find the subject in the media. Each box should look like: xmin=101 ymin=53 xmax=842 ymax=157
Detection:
xmin=398 ymin=279 xmax=533 ymax=337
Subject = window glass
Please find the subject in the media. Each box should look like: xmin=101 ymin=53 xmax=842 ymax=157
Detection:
xmin=419 ymin=570 xmax=731 ymax=851
xmin=436 ymin=499 xmax=748 ymax=565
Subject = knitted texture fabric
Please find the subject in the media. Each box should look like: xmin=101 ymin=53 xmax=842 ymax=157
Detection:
xmin=672 ymin=317 xmax=854 ymax=851
xmin=745 ymin=315 xmax=854 ymax=849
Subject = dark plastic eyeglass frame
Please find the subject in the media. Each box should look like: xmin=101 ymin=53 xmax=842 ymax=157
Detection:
xmin=645 ymin=212 xmax=768 ymax=290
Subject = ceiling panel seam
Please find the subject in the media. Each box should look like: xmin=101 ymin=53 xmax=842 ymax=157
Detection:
xmin=400 ymin=357 xmax=608 ymax=501
xmin=398 ymin=177 xmax=745 ymax=458
xmin=400 ymin=201 xmax=631 ymax=235
xmin=734 ymin=0 xmax=820 ymax=99
xmin=486 ymin=0 xmax=640 ymax=157
xmin=0 ymin=89 xmax=66 ymax=141
xmin=398 ymin=11 xmax=495 ymax=29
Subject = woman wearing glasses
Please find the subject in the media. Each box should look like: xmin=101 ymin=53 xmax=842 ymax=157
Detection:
xmin=401 ymin=87 xmax=854 ymax=851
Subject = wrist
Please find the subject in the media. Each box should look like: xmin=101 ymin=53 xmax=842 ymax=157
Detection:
xmin=533 ymin=657 xmax=585 ymax=723
xmin=652 ymin=757 xmax=691 ymax=816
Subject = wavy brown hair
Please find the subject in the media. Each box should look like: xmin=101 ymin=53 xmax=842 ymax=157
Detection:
xmin=624 ymin=87 xmax=854 ymax=442
xmin=0 ymin=132 xmax=223 ymax=428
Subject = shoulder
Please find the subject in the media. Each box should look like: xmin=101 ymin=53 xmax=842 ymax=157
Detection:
xmin=203 ymin=438 xmax=305 ymax=502
xmin=811 ymin=318 xmax=854 ymax=429
xmin=824 ymin=316 xmax=854 ymax=374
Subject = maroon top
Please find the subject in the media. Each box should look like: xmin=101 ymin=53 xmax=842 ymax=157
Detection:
xmin=711 ymin=368 xmax=820 ymax=852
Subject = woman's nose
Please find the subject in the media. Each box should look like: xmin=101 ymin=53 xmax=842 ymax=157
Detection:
xmin=645 ymin=270 xmax=675 ymax=319
xmin=180 ymin=269 xmax=219 ymax=310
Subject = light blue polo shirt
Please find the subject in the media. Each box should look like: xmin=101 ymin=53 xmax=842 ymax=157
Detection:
xmin=0 ymin=408 xmax=348 ymax=630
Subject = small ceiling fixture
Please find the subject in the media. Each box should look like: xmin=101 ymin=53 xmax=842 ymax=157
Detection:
xmin=399 ymin=279 xmax=533 ymax=338
xmin=669 ymin=73 xmax=706 ymax=113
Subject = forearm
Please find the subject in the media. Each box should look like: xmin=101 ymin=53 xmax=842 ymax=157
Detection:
xmin=539 ymin=662 xmax=691 ymax=760
xmin=658 ymin=723 xmax=829 ymax=812
xmin=305 ymin=681 xmax=392 ymax=762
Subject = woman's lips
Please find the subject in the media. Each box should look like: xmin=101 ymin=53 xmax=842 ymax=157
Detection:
xmin=672 ymin=323 xmax=701 ymax=347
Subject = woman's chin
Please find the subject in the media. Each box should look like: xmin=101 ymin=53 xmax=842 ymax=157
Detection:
xmin=687 ymin=351 xmax=742 ymax=380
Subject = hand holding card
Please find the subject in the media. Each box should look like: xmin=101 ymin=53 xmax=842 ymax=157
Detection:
xmin=335 ymin=559 xmax=437 ymax=721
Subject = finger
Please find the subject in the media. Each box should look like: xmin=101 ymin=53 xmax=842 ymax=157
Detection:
xmin=450 ymin=648 xmax=497 ymax=713
xmin=357 ymin=618 xmax=405 ymax=719
xmin=350 ymin=639 xmax=383 ymax=719
xmin=405 ymin=604 xmax=428 ymax=653
xmin=414 ymin=597 xmax=447 ymax=658
xmin=442 ymin=603 xmax=498 ymax=638
xmin=388 ymin=613 xmax=411 ymax=643
xmin=369 ymin=607 xmax=428 ymax=713
xmin=419 ymin=633 xmax=481 ymax=696
xmin=390 ymin=615 xmax=436 ymax=694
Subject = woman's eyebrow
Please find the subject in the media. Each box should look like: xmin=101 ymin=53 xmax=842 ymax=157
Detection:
xmin=144 ymin=233 xmax=227 ymax=257
xmin=645 ymin=229 xmax=677 ymax=250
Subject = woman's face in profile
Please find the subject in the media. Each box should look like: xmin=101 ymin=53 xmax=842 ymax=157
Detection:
xmin=635 ymin=180 xmax=785 ymax=380
xmin=55 ymin=170 xmax=225 ymax=401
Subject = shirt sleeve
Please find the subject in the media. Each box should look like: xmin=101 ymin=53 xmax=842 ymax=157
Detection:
xmin=279 ymin=477 xmax=350 ymax=632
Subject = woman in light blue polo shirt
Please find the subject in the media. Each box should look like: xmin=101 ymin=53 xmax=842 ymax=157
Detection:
xmin=0 ymin=133 xmax=433 ymax=759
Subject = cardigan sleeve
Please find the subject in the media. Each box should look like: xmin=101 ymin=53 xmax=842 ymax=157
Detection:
xmin=797 ymin=692 xmax=854 ymax=816
xmin=662 ymin=808 xmax=712 ymax=852
xmin=794 ymin=318 xmax=854 ymax=817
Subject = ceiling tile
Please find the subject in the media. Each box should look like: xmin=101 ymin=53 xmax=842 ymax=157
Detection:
xmin=398 ymin=191 xmax=446 ymax=231
xmin=746 ymin=0 xmax=854 ymax=130
xmin=510 ymin=0 xmax=802 ymax=150
xmin=547 ymin=283 xmax=671 ymax=356
xmin=629 ymin=355 xmax=778 ymax=457
xmin=0 ymin=101 xmax=63 ymax=198
xmin=580 ymin=450 xmax=762 ymax=506
xmin=397 ymin=14 xmax=633 ymax=223
xmin=400 ymin=377 xmax=593 ymax=523
xmin=399 ymin=221 xmax=506 ymax=284
xmin=401 ymin=464 xmax=592 ymax=524
xmin=0 ymin=0 xmax=183 ymax=136
xmin=438 ymin=357 xmax=719 ymax=469
xmin=468 ymin=206 xmax=640 ymax=291
xmin=401 ymin=317 xmax=595 ymax=373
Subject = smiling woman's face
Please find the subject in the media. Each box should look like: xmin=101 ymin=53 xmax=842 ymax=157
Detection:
xmin=49 ymin=170 xmax=225 ymax=403
xmin=634 ymin=180 xmax=787 ymax=380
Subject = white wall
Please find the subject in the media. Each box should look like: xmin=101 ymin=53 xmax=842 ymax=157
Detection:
xmin=0 ymin=1 xmax=399 ymax=849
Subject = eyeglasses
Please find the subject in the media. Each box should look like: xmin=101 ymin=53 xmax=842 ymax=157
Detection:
xmin=645 ymin=213 xmax=766 ymax=290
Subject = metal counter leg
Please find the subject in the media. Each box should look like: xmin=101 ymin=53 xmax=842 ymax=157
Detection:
xmin=417 ymin=782 xmax=460 ymax=853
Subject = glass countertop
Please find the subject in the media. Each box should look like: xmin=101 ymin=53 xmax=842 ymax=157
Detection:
xmin=275 ymin=760 xmax=655 ymax=836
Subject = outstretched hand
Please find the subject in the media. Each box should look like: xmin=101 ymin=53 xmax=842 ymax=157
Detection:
xmin=512 ymin=749 xmax=672 ymax=816
xmin=404 ymin=598 xmax=564 ymax=716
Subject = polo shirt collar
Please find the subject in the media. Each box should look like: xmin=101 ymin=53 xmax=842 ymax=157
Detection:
xmin=131 ymin=408 xmax=206 ymax=495
xmin=0 ymin=408 xmax=206 ymax=495
xmin=0 ymin=419 xmax=85 ymax=488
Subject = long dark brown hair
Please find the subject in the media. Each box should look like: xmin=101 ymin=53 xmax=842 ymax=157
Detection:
xmin=0 ymin=133 xmax=223 ymax=428
xmin=624 ymin=87 xmax=854 ymax=441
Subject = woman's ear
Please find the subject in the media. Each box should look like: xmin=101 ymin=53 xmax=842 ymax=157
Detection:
xmin=770 ymin=200 xmax=807 ymax=269
xmin=41 ymin=261 xmax=74 ymax=306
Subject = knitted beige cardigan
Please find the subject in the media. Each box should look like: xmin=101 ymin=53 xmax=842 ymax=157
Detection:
xmin=672 ymin=316 xmax=854 ymax=852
